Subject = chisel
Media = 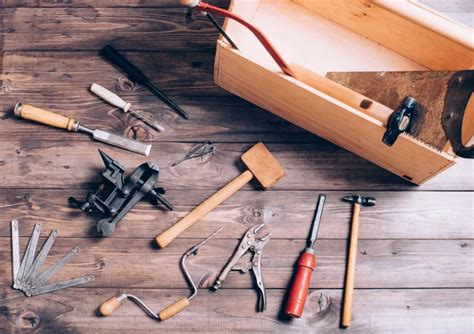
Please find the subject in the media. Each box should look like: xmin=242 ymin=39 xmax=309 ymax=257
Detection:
xmin=100 ymin=45 xmax=189 ymax=120
xmin=90 ymin=83 xmax=165 ymax=132
xmin=285 ymin=194 xmax=326 ymax=318
xmin=14 ymin=103 xmax=151 ymax=156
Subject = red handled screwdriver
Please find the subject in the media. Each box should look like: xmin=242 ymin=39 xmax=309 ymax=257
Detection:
xmin=285 ymin=194 xmax=326 ymax=318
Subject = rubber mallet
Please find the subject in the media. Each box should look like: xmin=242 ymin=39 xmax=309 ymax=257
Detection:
xmin=155 ymin=142 xmax=284 ymax=248
xmin=341 ymin=195 xmax=376 ymax=327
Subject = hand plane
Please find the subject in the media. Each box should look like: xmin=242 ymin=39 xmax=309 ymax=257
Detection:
xmin=69 ymin=149 xmax=174 ymax=236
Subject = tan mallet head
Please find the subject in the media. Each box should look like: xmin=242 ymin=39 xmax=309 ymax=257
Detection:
xmin=241 ymin=142 xmax=285 ymax=190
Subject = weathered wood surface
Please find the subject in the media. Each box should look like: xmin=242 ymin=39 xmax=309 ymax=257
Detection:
xmin=1 ymin=288 xmax=472 ymax=333
xmin=1 ymin=237 xmax=472 ymax=289
xmin=0 ymin=1 xmax=473 ymax=333
xmin=0 ymin=141 xmax=472 ymax=191
xmin=1 ymin=190 xmax=473 ymax=239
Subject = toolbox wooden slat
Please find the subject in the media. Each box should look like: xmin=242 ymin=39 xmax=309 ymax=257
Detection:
xmin=214 ymin=0 xmax=474 ymax=184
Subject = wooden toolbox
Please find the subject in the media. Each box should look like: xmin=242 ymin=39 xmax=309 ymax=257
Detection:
xmin=213 ymin=0 xmax=474 ymax=184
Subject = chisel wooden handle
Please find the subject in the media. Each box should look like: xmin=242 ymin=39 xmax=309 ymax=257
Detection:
xmin=155 ymin=170 xmax=253 ymax=248
xmin=342 ymin=203 xmax=361 ymax=327
xmin=14 ymin=103 xmax=77 ymax=131
xmin=158 ymin=297 xmax=190 ymax=321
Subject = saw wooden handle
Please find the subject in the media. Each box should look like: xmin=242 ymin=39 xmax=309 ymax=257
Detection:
xmin=158 ymin=297 xmax=190 ymax=321
xmin=99 ymin=296 xmax=123 ymax=317
xmin=155 ymin=170 xmax=254 ymax=248
xmin=342 ymin=203 xmax=361 ymax=328
xmin=14 ymin=103 xmax=76 ymax=131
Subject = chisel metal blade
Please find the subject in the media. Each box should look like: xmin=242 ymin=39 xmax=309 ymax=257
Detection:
xmin=27 ymin=246 xmax=81 ymax=290
xmin=23 ymin=229 xmax=58 ymax=286
xmin=14 ymin=224 xmax=41 ymax=290
xmin=11 ymin=220 xmax=20 ymax=284
xmin=25 ymin=275 xmax=95 ymax=297
xmin=92 ymin=129 xmax=151 ymax=156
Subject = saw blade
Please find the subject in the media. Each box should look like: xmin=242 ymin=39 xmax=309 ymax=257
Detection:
xmin=326 ymin=71 xmax=457 ymax=151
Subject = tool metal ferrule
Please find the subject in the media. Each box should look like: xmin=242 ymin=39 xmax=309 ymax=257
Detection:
xmin=303 ymin=247 xmax=316 ymax=255
xmin=13 ymin=102 xmax=23 ymax=117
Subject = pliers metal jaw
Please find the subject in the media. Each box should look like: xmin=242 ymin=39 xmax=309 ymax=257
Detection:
xmin=213 ymin=224 xmax=271 ymax=312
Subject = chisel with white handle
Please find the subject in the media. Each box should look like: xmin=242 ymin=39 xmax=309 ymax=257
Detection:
xmin=90 ymin=83 xmax=165 ymax=132
xmin=14 ymin=103 xmax=151 ymax=156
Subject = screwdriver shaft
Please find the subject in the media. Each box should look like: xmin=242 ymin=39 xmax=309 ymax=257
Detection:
xmin=129 ymin=108 xmax=165 ymax=132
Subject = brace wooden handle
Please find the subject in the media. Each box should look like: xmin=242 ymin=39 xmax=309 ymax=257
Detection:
xmin=14 ymin=103 xmax=76 ymax=131
xmin=342 ymin=203 xmax=361 ymax=328
xmin=99 ymin=296 xmax=123 ymax=317
xmin=156 ymin=170 xmax=254 ymax=248
xmin=158 ymin=297 xmax=190 ymax=321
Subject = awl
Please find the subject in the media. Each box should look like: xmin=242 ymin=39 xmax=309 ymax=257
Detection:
xmin=90 ymin=83 xmax=165 ymax=132
xmin=285 ymin=194 xmax=326 ymax=318
xmin=14 ymin=103 xmax=151 ymax=156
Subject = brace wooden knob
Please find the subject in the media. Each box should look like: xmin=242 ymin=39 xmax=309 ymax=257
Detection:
xmin=99 ymin=296 xmax=123 ymax=317
xmin=158 ymin=297 xmax=190 ymax=321
xmin=14 ymin=103 xmax=76 ymax=131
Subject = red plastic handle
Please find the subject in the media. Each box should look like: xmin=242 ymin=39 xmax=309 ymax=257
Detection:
xmin=285 ymin=251 xmax=316 ymax=318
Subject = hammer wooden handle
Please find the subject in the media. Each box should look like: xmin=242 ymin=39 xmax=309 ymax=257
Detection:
xmin=158 ymin=297 xmax=190 ymax=321
xmin=342 ymin=203 xmax=361 ymax=327
xmin=156 ymin=170 xmax=253 ymax=248
xmin=14 ymin=103 xmax=77 ymax=131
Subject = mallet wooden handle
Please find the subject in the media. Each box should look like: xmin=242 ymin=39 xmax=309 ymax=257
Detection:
xmin=342 ymin=203 xmax=361 ymax=327
xmin=158 ymin=297 xmax=190 ymax=321
xmin=14 ymin=103 xmax=77 ymax=131
xmin=156 ymin=170 xmax=253 ymax=248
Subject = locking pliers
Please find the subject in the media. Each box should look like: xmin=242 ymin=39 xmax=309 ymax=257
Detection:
xmin=213 ymin=223 xmax=271 ymax=312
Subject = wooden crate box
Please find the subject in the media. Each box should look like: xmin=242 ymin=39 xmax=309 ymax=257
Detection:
xmin=213 ymin=0 xmax=474 ymax=185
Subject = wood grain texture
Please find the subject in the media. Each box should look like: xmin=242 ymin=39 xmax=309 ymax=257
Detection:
xmin=0 ymin=1 xmax=473 ymax=333
xmin=0 ymin=141 xmax=472 ymax=190
xmin=0 ymin=237 xmax=472 ymax=289
xmin=1 ymin=190 xmax=473 ymax=240
xmin=1 ymin=288 xmax=473 ymax=333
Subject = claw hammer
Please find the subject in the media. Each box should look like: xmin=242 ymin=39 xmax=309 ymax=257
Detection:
xmin=341 ymin=195 xmax=375 ymax=327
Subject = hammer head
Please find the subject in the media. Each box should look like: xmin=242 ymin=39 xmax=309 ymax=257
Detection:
xmin=241 ymin=142 xmax=285 ymax=190
xmin=343 ymin=195 xmax=376 ymax=206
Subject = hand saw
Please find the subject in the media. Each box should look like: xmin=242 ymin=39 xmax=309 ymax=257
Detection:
xmin=323 ymin=70 xmax=474 ymax=156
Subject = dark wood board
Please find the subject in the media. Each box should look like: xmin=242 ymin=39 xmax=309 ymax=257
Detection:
xmin=0 ymin=1 xmax=473 ymax=333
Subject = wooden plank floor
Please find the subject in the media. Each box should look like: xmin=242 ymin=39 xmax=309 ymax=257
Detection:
xmin=0 ymin=1 xmax=473 ymax=333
